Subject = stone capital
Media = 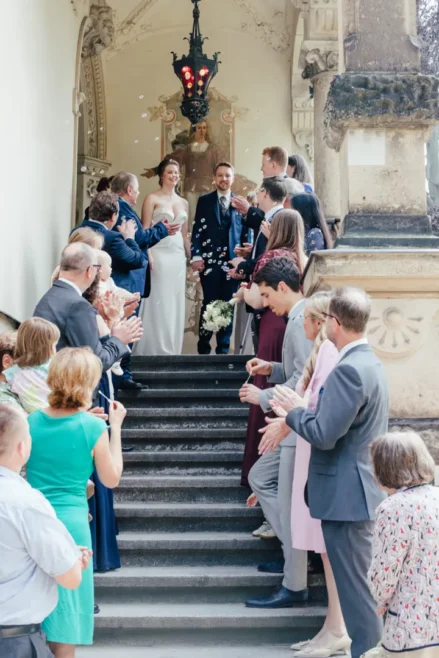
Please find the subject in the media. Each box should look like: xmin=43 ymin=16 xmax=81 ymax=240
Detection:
xmin=82 ymin=1 xmax=115 ymax=58
xmin=324 ymin=72 xmax=439 ymax=151
xmin=78 ymin=155 xmax=111 ymax=178
xmin=302 ymin=47 xmax=339 ymax=80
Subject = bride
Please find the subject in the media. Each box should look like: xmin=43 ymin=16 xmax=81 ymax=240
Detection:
xmin=133 ymin=159 xmax=190 ymax=356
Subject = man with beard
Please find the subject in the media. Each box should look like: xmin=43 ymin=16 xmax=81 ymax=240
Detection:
xmin=191 ymin=162 xmax=247 ymax=355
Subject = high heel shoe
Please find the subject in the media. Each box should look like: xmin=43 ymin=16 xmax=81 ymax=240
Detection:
xmin=292 ymin=632 xmax=351 ymax=657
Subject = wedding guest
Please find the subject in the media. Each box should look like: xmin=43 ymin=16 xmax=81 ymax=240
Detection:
xmin=69 ymin=227 xmax=104 ymax=249
xmin=239 ymin=212 xmax=308 ymax=488
xmin=191 ymin=162 xmax=247 ymax=355
xmin=3 ymin=318 xmax=60 ymax=413
xmin=271 ymin=292 xmax=350 ymax=657
xmin=291 ymin=193 xmax=333 ymax=251
xmin=0 ymin=332 xmax=23 ymax=411
xmin=26 ymin=347 xmax=126 ymax=658
xmin=0 ymin=404 xmax=89 ymax=658
xmin=368 ymin=431 xmax=439 ymax=658
xmin=239 ymin=256 xmax=310 ymax=608
xmin=287 ymin=154 xmax=314 ymax=192
xmin=259 ymin=287 xmax=389 ymax=658
xmin=84 ymin=176 xmax=114 ymax=220
xmin=34 ymin=243 xmax=141 ymax=374
xmin=111 ymin=172 xmax=179 ymax=389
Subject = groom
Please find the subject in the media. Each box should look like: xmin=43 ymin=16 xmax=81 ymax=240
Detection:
xmin=191 ymin=162 xmax=248 ymax=355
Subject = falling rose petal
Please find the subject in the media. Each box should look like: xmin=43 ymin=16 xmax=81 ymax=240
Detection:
xmin=228 ymin=364 xmax=234 ymax=370
xmin=100 ymin=127 xmax=104 ymax=132
xmin=142 ymin=113 xmax=147 ymax=118
xmin=88 ymin=130 xmax=92 ymax=135
xmin=81 ymin=166 xmax=87 ymax=172
xmin=155 ymin=137 xmax=160 ymax=141
xmin=205 ymin=269 xmax=212 ymax=276
xmin=139 ymin=94 xmax=145 ymax=99
xmin=134 ymin=140 xmax=139 ymax=144
xmin=100 ymin=169 xmax=105 ymax=174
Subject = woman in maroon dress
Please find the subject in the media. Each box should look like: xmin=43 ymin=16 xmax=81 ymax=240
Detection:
xmin=237 ymin=210 xmax=307 ymax=487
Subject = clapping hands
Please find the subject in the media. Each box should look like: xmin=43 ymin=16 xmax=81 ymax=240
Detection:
xmin=269 ymin=386 xmax=305 ymax=417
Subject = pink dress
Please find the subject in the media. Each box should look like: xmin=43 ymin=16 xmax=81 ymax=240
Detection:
xmin=291 ymin=339 xmax=339 ymax=553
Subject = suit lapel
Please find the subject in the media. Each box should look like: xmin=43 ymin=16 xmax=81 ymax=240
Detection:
xmin=213 ymin=193 xmax=221 ymax=226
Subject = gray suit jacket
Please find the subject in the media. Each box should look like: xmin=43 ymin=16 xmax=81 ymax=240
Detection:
xmin=34 ymin=280 xmax=128 ymax=372
xmin=287 ymin=344 xmax=389 ymax=521
xmin=259 ymin=299 xmax=313 ymax=447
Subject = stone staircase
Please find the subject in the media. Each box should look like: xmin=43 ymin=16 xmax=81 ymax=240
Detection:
xmin=81 ymin=355 xmax=326 ymax=656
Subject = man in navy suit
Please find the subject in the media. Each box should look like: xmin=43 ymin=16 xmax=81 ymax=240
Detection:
xmin=191 ymin=163 xmax=247 ymax=355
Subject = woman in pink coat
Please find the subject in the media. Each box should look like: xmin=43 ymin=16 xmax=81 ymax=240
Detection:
xmin=271 ymin=291 xmax=350 ymax=658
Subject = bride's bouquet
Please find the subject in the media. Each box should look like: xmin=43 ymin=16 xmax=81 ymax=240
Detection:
xmin=203 ymin=298 xmax=238 ymax=333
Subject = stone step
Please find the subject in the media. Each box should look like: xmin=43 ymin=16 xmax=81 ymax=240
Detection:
xmin=78 ymin=644 xmax=303 ymax=657
xmin=131 ymin=371 xmax=246 ymax=389
xmin=118 ymin=389 xmax=242 ymax=406
xmin=123 ymin=417 xmax=247 ymax=431
xmin=114 ymin=502 xmax=263 ymax=533
xmin=93 ymin=602 xmax=326 ymax=646
xmin=125 ymin=407 xmax=248 ymax=419
xmin=122 ymin=450 xmax=244 ymax=475
xmin=117 ymin=531 xmax=283 ymax=567
xmin=116 ymin=475 xmax=248 ymax=504
xmin=121 ymin=428 xmax=247 ymax=451
xmin=132 ymin=355 xmax=248 ymax=370
xmin=94 ymin=566 xmax=326 ymax=604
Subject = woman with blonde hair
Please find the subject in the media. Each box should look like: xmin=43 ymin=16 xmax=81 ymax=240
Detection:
xmin=26 ymin=347 xmax=126 ymax=658
xmin=238 ymin=209 xmax=307 ymax=487
xmin=366 ymin=431 xmax=439 ymax=658
xmin=271 ymin=291 xmax=350 ymax=657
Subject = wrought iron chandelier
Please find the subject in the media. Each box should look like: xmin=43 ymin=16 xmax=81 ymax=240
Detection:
xmin=171 ymin=0 xmax=220 ymax=126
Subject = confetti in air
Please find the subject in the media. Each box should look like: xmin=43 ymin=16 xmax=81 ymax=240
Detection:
xmin=139 ymin=94 xmax=145 ymax=99
xmin=141 ymin=113 xmax=147 ymax=118
xmin=134 ymin=140 xmax=139 ymax=144
xmin=81 ymin=166 xmax=87 ymax=172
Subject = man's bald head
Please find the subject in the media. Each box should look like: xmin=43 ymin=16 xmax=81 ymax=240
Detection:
xmin=60 ymin=243 xmax=95 ymax=273
xmin=329 ymin=287 xmax=371 ymax=334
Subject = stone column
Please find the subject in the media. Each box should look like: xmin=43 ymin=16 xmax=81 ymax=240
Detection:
xmin=303 ymin=49 xmax=341 ymax=219
xmin=325 ymin=0 xmax=439 ymax=247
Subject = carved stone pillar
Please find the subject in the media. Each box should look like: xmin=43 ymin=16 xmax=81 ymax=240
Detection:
xmin=303 ymin=48 xmax=340 ymax=219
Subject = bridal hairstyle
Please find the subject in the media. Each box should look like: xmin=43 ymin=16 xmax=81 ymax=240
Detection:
xmin=158 ymin=158 xmax=180 ymax=187
xmin=48 ymin=347 xmax=102 ymax=410
xmin=301 ymin=291 xmax=332 ymax=391
xmin=291 ymin=193 xmax=333 ymax=249
xmin=266 ymin=209 xmax=307 ymax=273
xmin=14 ymin=318 xmax=60 ymax=369
xmin=370 ymin=431 xmax=435 ymax=490
xmin=288 ymin=154 xmax=313 ymax=185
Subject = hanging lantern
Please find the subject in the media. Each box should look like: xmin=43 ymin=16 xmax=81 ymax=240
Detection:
xmin=171 ymin=0 xmax=220 ymax=126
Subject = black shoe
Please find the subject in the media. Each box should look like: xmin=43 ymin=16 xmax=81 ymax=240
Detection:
xmin=122 ymin=445 xmax=134 ymax=453
xmin=94 ymin=604 xmax=100 ymax=614
xmin=257 ymin=559 xmax=284 ymax=574
xmin=119 ymin=379 xmax=143 ymax=391
xmin=245 ymin=585 xmax=308 ymax=608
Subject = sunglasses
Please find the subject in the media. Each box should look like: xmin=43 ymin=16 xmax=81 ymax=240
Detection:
xmin=322 ymin=311 xmax=340 ymax=325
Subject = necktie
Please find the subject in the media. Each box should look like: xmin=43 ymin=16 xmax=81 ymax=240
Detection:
xmin=220 ymin=196 xmax=228 ymax=217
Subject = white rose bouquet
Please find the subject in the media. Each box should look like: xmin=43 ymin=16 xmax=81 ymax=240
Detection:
xmin=202 ymin=298 xmax=238 ymax=333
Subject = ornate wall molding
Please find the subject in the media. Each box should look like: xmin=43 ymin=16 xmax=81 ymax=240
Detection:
xmin=82 ymin=1 xmax=116 ymax=58
xmin=292 ymin=96 xmax=315 ymax=161
xmin=149 ymin=88 xmax=248 ymax=124
xmin=368 ymin=304 xmax=429 ymax=359
xmin=302 ymin=47 xmax=339 ymax=78
xmin=81 ymin=55 xmax=107 ymax=160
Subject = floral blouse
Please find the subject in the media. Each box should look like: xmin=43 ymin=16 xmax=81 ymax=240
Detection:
xmin=368 ymin=485 xmax=439 ymax=653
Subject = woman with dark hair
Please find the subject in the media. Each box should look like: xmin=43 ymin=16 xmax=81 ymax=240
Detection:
xmin=291 ymin=193 xmax=333 ymax=252
xmin=134 ymin=159 xmax=190 ymax=356
xmin=237 ymin=210 xmax=307 ymax=489
xmin=84 ymin=176 xmax=114 ymax=219
xmin=287 ymin=154 xmax=314 ymax=192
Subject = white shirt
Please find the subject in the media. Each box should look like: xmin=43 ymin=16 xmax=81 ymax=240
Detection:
xmin=338 ymin=338 xmax=369 ymax=361
xmin=264 ymin=204 xmax=285 ymax=223
xmin=58 ymin=278 xmax=82 ymax=297
xmin=0 ymin=467 xmax=79 ymax=624
xmin=88 ymin=219 xmax=109 ymax=231
xmin=217 ymin=190 xmax=232 ymax=211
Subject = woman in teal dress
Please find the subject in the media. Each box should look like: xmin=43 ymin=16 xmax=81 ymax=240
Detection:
xmin=27 ymin=347 xmax=126 ymax=658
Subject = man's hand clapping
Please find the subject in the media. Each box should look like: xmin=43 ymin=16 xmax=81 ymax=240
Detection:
xmin=239 ymin=383 xmax=261 ymax=405
xmin=117 ymin=219 xmax=137 ymax=241
xmin=272 ymin=386 xmax=306 ymax=413
xmin=258 ymin=417 xmax=290 ymax=455
xmin=112 ymin=316 xmax=143 ymax=345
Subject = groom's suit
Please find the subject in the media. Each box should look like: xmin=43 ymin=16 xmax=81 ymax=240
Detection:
xmin=286 ymin=342 xmax=389 ymax=658
xmin=248 ymin=299 xmax=312 ymax=594
xmin=191 ymin=191 xmax=247 ymax=354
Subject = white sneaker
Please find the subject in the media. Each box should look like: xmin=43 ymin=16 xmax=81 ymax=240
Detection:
xmin=111 ymin=363 xmax=124 ymax=377
xmin=252 ymin=521 xmax=271 ymax=538
xmin=259 ymin=523 xmax=277 ymax=540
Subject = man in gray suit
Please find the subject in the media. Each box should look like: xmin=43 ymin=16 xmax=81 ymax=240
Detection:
xmin=239 ymin=258 xmax=312 ymax=608
xmin=260 ymin=287 xmax=389 ymax=658
xmin=34 ymin=243 xmax=142 ymax=372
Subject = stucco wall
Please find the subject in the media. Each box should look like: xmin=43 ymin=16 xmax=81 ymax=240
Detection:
xmin=0 ymin=1 xmax=83 ymax=321
xmin=103 ymin=0 xmax=294 ymax=199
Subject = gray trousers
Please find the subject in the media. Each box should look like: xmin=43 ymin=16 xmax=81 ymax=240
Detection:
xmin=0 ymin=630 xmax=53 ymax=658
xmin=322 ymin=520 xmax=383 ymax=658
xmin=248 ymin=443 xmax=308 ymax=592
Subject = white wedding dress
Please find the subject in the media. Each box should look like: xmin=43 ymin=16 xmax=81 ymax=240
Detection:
xmin=133 ymin=208 xmax=187 ymax=356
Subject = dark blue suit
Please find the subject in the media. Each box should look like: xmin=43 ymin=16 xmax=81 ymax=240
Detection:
xmin=74 ymin=219 xmax=147 ymax=293
xmin=191 ymin=191 xmax=247 ymax=355
xmin=114 ymin=198 xmax=168 ymax=297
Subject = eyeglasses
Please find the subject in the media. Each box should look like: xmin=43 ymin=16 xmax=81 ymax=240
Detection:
xmin=322 ymin=312 xmax=340 ymax=325
xmin=91 ymin=264 xmax=102 ymax=270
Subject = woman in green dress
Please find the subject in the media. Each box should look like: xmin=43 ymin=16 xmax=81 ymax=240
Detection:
xmin=26 ymin=347 xmax=126 ymax=658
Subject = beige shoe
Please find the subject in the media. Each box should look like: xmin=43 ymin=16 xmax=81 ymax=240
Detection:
xmin=292 ymin=633 xmax=351 ymax=657
xmin=252 ymin=521 xmax=271 ymax=538
xmin=259 ymin=523 xmax=277 ymax=540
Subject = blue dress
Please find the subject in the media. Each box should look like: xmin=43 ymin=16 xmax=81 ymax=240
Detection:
xmin=88 ymin=373 xmax=121 ymax=572
xmin=305 ymin=227 xmax=326 ymax=254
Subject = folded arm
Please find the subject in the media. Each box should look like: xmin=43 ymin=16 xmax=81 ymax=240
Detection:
xmin=286 ymin=363 xmax=364 ymax=451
